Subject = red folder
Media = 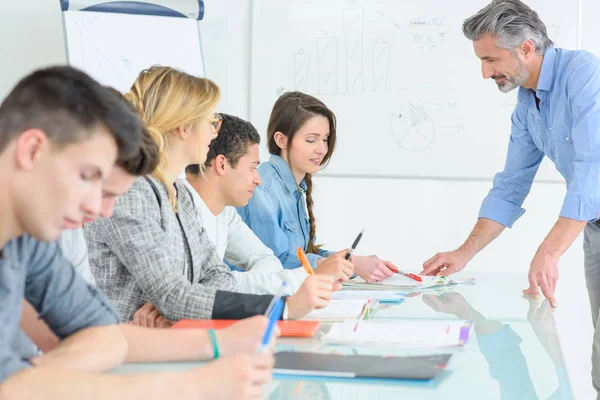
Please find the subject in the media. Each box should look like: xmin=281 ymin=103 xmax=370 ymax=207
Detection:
xmin=171 ymin=319 xmax=321 ymax=338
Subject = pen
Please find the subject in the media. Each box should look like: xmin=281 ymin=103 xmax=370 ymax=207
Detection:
xmin=353 ymin=300 xmax=371 ymax=332
xmin=257 ymin=281 xmax=287 ymax=353
xmin=297 ymin=247 xmax=314 ymax=275
xmin=389 ymin=267 xmax=422 ymax=282
xmin=344 ymin=229 xmax=364 ymax=260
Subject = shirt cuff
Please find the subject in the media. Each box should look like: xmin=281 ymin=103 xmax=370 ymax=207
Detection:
xmin=282 ymin=304 xmax=289 ymax=320
xmin=305 ymin=252 xmax=322 ymax=269
xmin=479 ymin=195 xmax=526 ymax=228
xmin=560 ymin=191 xmax=600 ymax=221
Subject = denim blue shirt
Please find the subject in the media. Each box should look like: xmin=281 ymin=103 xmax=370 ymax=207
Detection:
xmin=237 ymin=155 xmax=328 ymax=270
xmin=0 ymin=234 xmax=119 ymax=382
xmin=480 ymin=48 xmax=600 ymax=227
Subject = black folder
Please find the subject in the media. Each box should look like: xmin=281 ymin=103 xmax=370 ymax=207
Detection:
xmin=274 ymin=351 xmax=451 ymax=380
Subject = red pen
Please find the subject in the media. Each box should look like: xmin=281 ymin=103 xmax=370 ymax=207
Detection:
xmin=389 ymin=267 xmax=422 ymax=282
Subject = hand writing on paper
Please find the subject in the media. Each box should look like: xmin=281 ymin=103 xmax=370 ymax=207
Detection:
xmin=287 ymin=275 xmax=335 ymax=319
xmin=315 ymin=250 xmax=354 ymax=283
xmin=421 ymin=247 xmax=472 ymax=276
xmin=351 ymin=255 xmax=396 ymax=282
xmin=523 ymin=249 xmax=559 ymax=308
xmin=131 ymin=302 xmax=173 ymax=328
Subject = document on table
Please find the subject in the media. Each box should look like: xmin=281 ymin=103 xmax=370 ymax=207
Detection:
xmin=322 ymin=320 xmax=473 ymax=347
xmin=344 ymin=274 xmax=475 ymax=290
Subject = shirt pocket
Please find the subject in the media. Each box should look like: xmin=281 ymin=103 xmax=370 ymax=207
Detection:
xmin=282 ymin=220 xmax=304 ymax=251
xmin=283 ymin=220 xmax=298 ymax=233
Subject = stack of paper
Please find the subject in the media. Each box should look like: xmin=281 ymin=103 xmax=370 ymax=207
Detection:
xmin=344 ymin=274 xmax=475 ymax=290
xmin=322 ymin=320 xmax=473 ymax=347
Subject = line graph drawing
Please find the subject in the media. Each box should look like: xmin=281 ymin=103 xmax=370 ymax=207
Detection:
xmin=343 ymin=6 xmax=365 ymax=92
xmin=390 ymin=103 xmax=436 ymax=152
xmin=317 ymin=37 xmax=338 ymax=94
xmin=77 ymin=28 xmax=127 ymax=89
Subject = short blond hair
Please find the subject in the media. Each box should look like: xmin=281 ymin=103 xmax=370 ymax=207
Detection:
xmin=125 ymin=66 xmax=220 ymax=210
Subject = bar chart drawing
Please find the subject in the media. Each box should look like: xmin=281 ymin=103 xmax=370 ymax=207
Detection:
xmin=373 ymin=40 xmax=391 ymax=91
xmin=343 ymin=6 xmax=365 ymax=92
xmin=293 ymin=51 xmax=310 ymax=92
xmin=317 ymin=37 xmax=339 ymax=94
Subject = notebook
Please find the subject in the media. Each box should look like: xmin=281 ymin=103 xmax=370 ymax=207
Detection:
xmin=344 ymin=274 xmax=475 ymax=290
xmin=171 ymin=319 xmax=321 ymax=338
xmin=322 ymin=320 xmax=473 ymax=347
xmin=274 ymin=351 xmax=452 ymax=381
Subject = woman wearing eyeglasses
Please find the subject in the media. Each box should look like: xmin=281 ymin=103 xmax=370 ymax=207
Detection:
xmin=85 ymin=67 xmax=335 ymax=324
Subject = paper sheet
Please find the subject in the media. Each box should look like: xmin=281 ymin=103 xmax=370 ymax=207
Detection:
xmin=303 ymin=300 xmax=368 ymax=321
xmin=344 ymin=274 xmax=475 ymax=290
xmin=323 ymin=320 xmax=473 ymax=347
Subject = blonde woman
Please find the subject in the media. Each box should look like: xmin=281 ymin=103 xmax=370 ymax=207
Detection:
xmin=85 ymin=66 xmax=334 ymax=324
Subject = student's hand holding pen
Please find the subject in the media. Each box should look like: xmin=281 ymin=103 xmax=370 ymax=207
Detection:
xmin=218 ymin=315 xmax=279 ymax=356
xmin=314 ymin=249 xmax=354 ymax=284
xmin=286 ymin=275 xmax=335 ymax=319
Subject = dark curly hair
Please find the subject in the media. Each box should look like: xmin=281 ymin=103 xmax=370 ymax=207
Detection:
xmin=186 ymin=113 xmax=260 ymax=175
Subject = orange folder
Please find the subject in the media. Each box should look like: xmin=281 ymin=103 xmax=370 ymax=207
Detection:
xmin=171 ymin=319 xmax=321 ymax=338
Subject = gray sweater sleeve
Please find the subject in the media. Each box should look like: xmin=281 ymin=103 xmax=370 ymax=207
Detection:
xmin=86 ymin=178 xmax=221 ymax=321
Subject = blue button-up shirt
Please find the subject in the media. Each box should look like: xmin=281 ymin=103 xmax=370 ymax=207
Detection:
xmin=237 ymin=155 xmax=329 ymax=270
xmin=0 ymin=234 xmax=119 ymax=382
xmin=480 ymin=48 xmax=600 ymax=227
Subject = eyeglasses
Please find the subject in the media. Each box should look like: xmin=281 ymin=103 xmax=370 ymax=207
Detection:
xmin=208 ymin=113 xmax=223 ymax=134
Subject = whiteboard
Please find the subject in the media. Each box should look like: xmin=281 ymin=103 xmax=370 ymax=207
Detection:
xmin=582 ymin=0 xmax=600 ymax=57
xmin=63 ymin=10 xmax=204 ymax=93
xmin=250 ymin=0 xmax=577 ymax=181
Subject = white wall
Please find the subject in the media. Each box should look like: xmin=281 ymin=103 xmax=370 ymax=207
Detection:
xmin=0 ymin=0 xmax=66 ymax=100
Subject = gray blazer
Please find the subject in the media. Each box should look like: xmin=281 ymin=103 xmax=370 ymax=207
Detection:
xmin=85 ymin=176 xmax=276 ymax=322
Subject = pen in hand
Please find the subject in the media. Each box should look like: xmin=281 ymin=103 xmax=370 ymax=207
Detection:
xmin=389 ymin=267 xmax=422 ymax=282
xmin=257 ymin=281 xmax=287 ymax=353
xmin=345 ymin=229 xmax=364 ymax=261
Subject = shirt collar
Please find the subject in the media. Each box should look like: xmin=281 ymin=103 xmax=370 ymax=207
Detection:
xmin=269 ymin=154 xmax=306 ymax=194
xmin=517 ymin=47 xmax=556 ymax=102
xmin=536 ymin=47 xmax=556 ymax=92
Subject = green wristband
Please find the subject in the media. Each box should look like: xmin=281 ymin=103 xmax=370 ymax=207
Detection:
xmin=207 ymin=329 xmax=220 ymax=359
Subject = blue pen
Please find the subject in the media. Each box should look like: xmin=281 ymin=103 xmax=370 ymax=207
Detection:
xmin=257 ymin=282 xmax=287 ymax=353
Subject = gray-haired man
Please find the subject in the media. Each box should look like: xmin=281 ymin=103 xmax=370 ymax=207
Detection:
xmin=421 ymin=0 xmax=600 ymax=395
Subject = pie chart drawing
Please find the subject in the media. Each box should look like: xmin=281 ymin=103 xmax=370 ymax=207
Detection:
xmin=391 ymin=103 xmax=435 ymax=152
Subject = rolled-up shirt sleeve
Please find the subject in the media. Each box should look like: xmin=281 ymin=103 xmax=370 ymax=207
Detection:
xmin=23 ymin=238 xmax=119 ymax=339
xmin=479 ymin=104 xmax=545 ymax=228
xmin=560 ymin=61 xmax=600 ymax=221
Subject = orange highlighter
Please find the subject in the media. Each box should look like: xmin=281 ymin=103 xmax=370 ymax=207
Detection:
xmin=297 ymin=247 xmax=314 ymax=275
